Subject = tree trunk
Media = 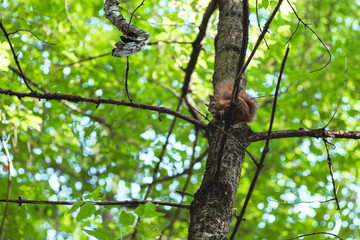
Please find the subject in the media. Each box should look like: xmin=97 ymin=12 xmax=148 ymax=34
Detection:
xmin=188 ymin=0 xmax=249 ymax=239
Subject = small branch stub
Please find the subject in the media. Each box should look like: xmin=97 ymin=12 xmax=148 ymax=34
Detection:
xmin=104 ymin=0 xmax=150 ymax=57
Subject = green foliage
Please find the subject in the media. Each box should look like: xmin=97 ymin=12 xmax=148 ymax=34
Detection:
xmin=0 ymin=0 xmax=359 ymax=239
xmin=76 ymin=202 xmax=95 ymax=221
xmin=134 ymin=202 xmax=166 ymax=219
xmin=119 ymin=210 xmax=136 ymax=226
xmin=0 ymin=41 xmax=10 ymax=71
xmin=83 ymin=228 xmax=112 ymax=240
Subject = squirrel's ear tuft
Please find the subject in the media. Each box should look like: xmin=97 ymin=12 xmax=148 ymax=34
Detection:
xmin=209 ymin=95 xmax=215 ymax=101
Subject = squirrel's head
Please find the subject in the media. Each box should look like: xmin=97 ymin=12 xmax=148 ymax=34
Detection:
xmin=207 ymin=95 xmax=220 ymax=117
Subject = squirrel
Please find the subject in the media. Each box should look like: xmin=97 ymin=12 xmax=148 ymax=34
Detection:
xmin=207 ymin=81 xmax=257 ymax=123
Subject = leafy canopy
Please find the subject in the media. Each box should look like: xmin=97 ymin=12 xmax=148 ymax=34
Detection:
xmin=0 ymin=0 xmax=359 ymax=239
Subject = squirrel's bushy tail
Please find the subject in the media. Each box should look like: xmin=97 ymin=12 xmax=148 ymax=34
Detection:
xmin=245 ymin=97 xmax=258 ymax=122
xmin=215 ymin=80 xmax=258 ymax=122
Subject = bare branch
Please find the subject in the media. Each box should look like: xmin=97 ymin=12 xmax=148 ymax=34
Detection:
xmin=0 ymin=88 xmax=206 ymax=129
xmin=57 ymin=52 xmax=112 ymax=67
xmin=324 ymin=53 xmax=347 ymax=128
xmin=128 ymin=0 xmax=145 ymax=31
xmin=285 ymin=20 xmax=300 ymax=45
xmin=286 ymin=0 xmax=331 ymax=73
xmin=125 ymin=56 xmax=132 ymax=102
xmin=287 ymin=232 xmax=344 ymax=240
xmin=0 ymin=198 xmax=189 ymax=209
xmin=8 ymin=29 xmax=56 ymax=45
xmin=323 ymin=139 xmax=340 ymax=210
xmin=235 ymin=0 xmax=284 ymax=81
xmin=255 ymin=0 xmax=269 ymax=49
xmin=0 ymin=19 xmax=36 ymax=93
xmin=148 ymin=41 xmax=193 ymax=45
xmin=250 ymin=129 xmax=360 ymax=142
xmin=230 ymin=46 xmax=290 ymax=240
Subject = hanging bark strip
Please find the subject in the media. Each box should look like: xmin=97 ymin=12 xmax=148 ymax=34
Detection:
xmin=104 ymin=0 xmax=150 ymax=57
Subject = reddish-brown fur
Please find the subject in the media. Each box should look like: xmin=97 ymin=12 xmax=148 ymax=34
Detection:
xmin=208 ymin=81 xmax=257 ymax=123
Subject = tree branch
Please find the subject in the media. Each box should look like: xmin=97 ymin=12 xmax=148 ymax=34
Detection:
xmin=0 ymin=19 xmax=35 ymax=93
xmin=250 ymin=129 xmax=360 ymax=142
xmin=8 ymin=65 xmax=112 ymax=129
xmin=0 ymin=198 xmax=189 ymax=209
xmin=0 ymin=88 xmax=206 ymax=129
xmin=287 ymin=232 xmax=344 ymax=240
xmin=323 ymin=139 xmax=340 ymax=210
xmin=230 ymin=46 xmax=290 ymax=240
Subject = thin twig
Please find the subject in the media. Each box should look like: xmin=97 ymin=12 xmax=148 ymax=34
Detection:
xmin=230 ymin=46 xmax=290 ymax=240
xmin=287 ymin=232 xmax=344 ymax=240
xmin=0 ymin=198 xmax=189 ymax=209
xmin=175 ymin=191 xmax=194 ymax=198
xmin=127 ymin=0 xmax=146 ymax=33
xmin=125 ymin=56 xmax=132 ymax=102
xmin=256 ymin=0 xmax=269 ymax=49
xmin=0 ymin=20 xmax=35 ymax=93
xmin=324 ymin=53 xmax=347 ymax=129
xmin=323 ymin=139 xmax=340 ymax=210
xmin=285 ymin=20 xmax=300 ymax=45
xmin=57 ymin=52 xmax=112 ymax=67
xmin=0 ymin=139 xmax=12 ymax=237
xmin=235 ymin=0 xmax=284 ymax=81
xmin=8 ymin=29 xmax=56 ymax=45
xmin=286 ymin=0 xmax=331 ymax=73
xmin=148 ymin=41 xmax=193 ymax=45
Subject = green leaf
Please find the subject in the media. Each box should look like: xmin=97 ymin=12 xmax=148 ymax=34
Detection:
xmin=134 ymin=202 xmax=165 ymax=218
xmin=84 ymin=228 xmax=112 ymax=240
xmin=142 ymin=202 xmax=165 ymax=218
xmin=84 ymin=187 xmax=105 ymax=200
xmin=68 ymin=198 xmax=83 ymax=214
xmin=269 ymin=0 xmax=277 ymax=8
xmin=0 ymin=55 xmax=10 ymax=71
xmin=25 ymin=115 xmax=43 ymax=132
xmin=0 ymin=41 xmax=10 ymax=71
xmin=92 ymin=187 xmax=106 ymax=201
xmin=137 ymin=222 xmax=159 ymax=238
xmin=76 ymin=202 xmax=95 ymax=221
xmin=119 ymin=210 xmax=136 ymax=226
xmin=259 ymin=0 xmax=269 ymax=9
xmin=134 ymin=203 xmax=145 ymax=217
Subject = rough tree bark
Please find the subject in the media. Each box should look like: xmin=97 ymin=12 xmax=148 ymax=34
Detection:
xmin=188 ymin=0 xmax=249 ymax=239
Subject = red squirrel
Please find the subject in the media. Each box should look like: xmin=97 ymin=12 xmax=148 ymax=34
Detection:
xmin=207 ymin=81 xmax=257 ymax=123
